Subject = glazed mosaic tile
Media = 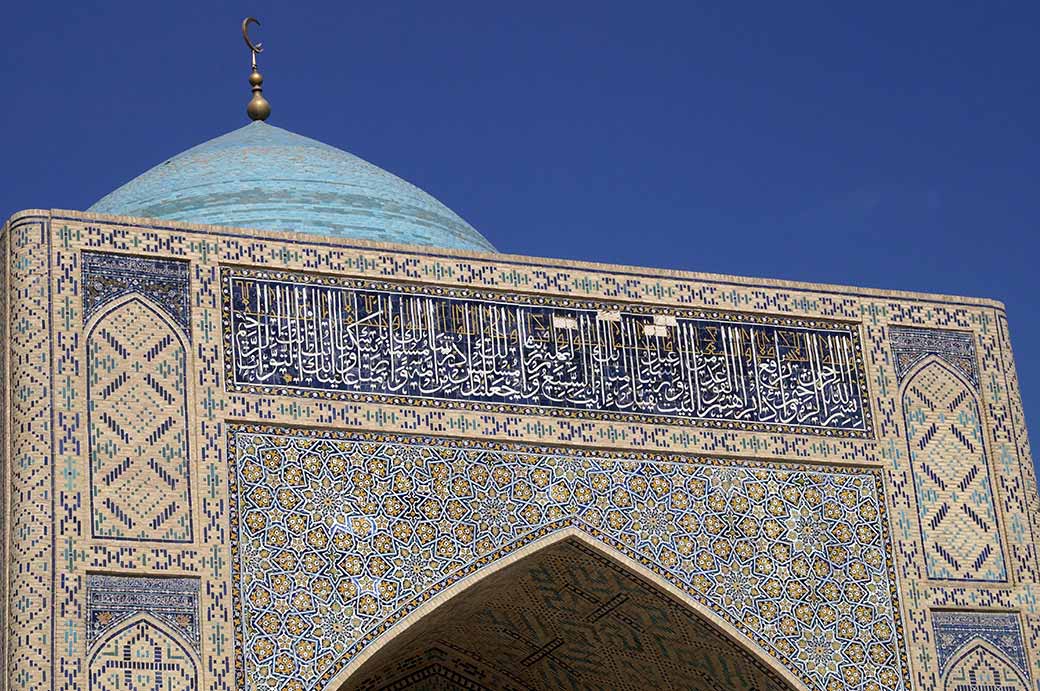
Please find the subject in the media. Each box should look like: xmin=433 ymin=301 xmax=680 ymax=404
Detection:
xmin=227 ymin=425 xmax=908 ymax=691
xmin=3 ymin=209 xmax=1040 ymax=691
xmin=932 ymin=610 xmax=1028 ymax=680
xmin=82 ymin=250 xmax=191 ymax=336
xmin=223 ymin=268 xmax=872 ymax=437
xmin=86 ymin=574 xmax=200 ymax=651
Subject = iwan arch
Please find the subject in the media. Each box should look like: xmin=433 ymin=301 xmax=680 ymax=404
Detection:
xmin=3 ymin=27 xmax=1040 ymax=691
xmin=337 ymin=530 xmax=805 ymax=690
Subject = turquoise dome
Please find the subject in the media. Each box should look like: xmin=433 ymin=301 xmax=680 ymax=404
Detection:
xmin=88 ymin=121 xmax=495 ymax=252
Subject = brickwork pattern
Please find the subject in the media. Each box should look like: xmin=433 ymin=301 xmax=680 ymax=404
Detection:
xmin=995 ymin=315 xmax=1040 ymax=582
xmin=902 ymin=361 xmax=1006 ymax=581
xmin=0 ymin=226 xmax=7 ymax=689
xmin=5 ymin=217 xmax=54 ymax=691
xmin=87 ymin=618 xmax=198 ymax=691
xmin=2 ymin=209 xmax=1039 ymax=691
xmin=349 ymin=538 xmax=795 ymax=691
xmin=942 ymin=644 xmax=1030 ymax=691
xmin=87 ymin=298 xmax=193 ymax=542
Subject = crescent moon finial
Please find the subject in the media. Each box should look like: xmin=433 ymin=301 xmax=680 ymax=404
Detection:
xmin=242 ymin=17 xmax=271 ymax=122
xmin=243 ymin=17 xmax=264 ymax=58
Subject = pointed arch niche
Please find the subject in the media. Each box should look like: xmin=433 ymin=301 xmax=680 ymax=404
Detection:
xmin=901 ymin=356 xmax=1007 ymax=581
xmin=332 ymin=530 xmax=802 ymax=691
xmin=87 ymin=613 xmax=199 ymax=691
xmin=942 ymin=641 xmax=1031 ymax=691
xmin=87 ymin=294 xmax=194 ymax=542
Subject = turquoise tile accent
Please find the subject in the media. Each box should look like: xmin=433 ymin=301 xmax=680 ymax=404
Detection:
xmin=88 ymin=122 xmax=495 ymax=252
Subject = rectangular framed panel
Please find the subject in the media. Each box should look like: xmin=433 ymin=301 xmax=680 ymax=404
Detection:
xmin=222 ymin=267 xmax=872 ymax=437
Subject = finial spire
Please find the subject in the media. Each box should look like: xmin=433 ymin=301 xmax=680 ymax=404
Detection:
xmin=242 ymin=17 xmax=271 ymax=122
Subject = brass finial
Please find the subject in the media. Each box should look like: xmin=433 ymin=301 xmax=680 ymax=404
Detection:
xmin=242 ymin=17 xmax=271 ymax=121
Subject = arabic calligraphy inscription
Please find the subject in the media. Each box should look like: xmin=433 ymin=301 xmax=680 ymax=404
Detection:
xmin=223 ymin=269 xmax=871 ymax=436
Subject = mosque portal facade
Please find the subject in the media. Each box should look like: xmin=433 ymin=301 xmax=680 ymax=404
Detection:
xmin=3 ymin=80 xmax=1040 ymax=691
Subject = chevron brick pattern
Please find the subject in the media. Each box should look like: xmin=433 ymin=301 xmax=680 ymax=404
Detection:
xmin=904 ymin=361 xmax=1007 ymax=581
xmin=88 ymin=298 xmax=193 ymax=542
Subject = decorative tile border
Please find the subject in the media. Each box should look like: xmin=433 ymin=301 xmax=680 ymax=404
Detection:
xmin=223 ymin=268 xmax=872 ymax=438
xmin=86 ymin=574 xmax=200 ymax=652
xmin=82 ymin=250 xmax=191 ymax=337
xmin=931 ymin=610 xmax=1029 ymax=681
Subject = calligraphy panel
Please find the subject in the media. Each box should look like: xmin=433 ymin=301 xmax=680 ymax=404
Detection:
xmin=222 ymin=268 xmax=872 ymax=437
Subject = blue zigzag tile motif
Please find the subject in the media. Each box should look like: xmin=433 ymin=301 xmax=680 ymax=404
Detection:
xmin=87 ymin=298 xmax=194 ymax=542
xmin=903 ymin=360 xmax=1007 ymax=582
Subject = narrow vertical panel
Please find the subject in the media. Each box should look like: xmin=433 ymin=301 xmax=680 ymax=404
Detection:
xmin=5 ymin=217 xmax=53 ymax=691
xmin=87 ymin=298 xmax=193 ymax=543
xmin=904 ymin=361 xmax=1007 ymax=581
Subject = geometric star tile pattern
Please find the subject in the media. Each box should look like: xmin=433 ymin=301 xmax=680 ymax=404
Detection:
xmin=87 ymin=298 xmax=193 ymax=542
xmin=228 ymin=425 xmax=909 ymax=691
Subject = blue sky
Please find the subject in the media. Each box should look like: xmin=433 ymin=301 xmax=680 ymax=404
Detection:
xmin=3 ymin=2 xmax=1039 ymax=478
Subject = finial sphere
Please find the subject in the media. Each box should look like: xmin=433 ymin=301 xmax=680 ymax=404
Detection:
xmin=242 ymin=17 xmax=270 ymax=121
xmin=248 ymin=92 xmax=272 ymax=121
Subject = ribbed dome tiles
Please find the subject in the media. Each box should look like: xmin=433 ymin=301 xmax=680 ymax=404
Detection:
xmin=88 ymin=121 xmax=495 ymax=252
